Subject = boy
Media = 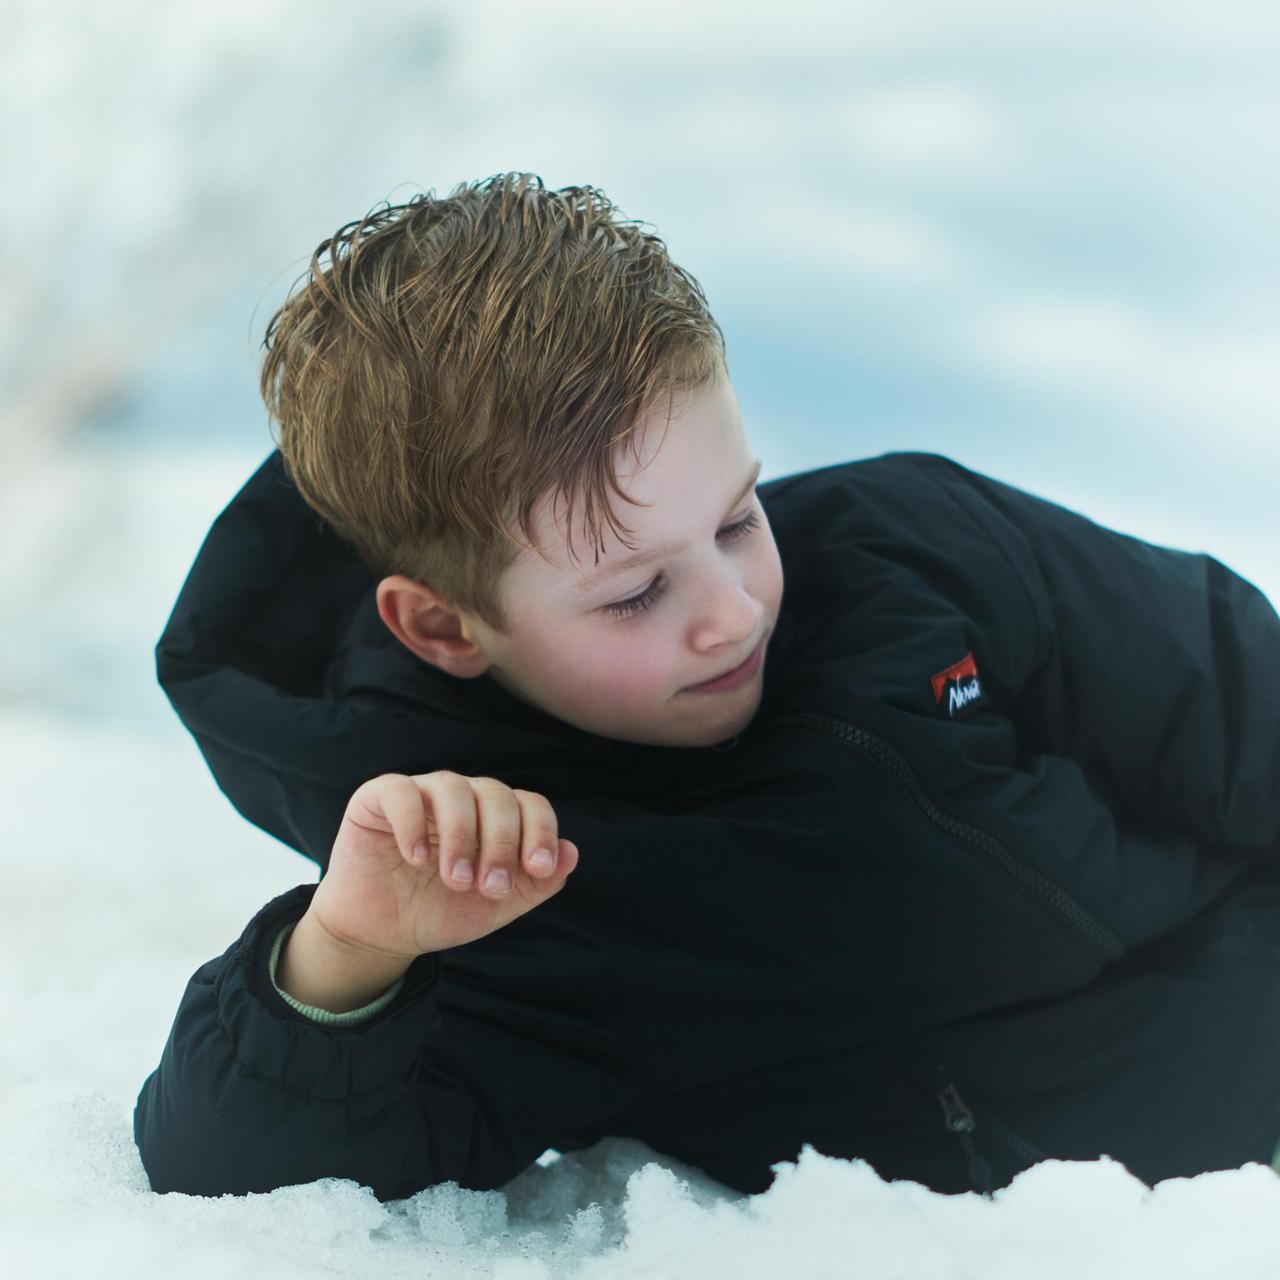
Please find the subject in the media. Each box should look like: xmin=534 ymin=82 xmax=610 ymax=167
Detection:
xmin=135 ymin=172 xmax=1280 ymax=1202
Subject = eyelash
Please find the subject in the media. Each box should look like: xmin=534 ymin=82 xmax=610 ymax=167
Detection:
xmin=602 ymin=509 xmax=762 ymax=620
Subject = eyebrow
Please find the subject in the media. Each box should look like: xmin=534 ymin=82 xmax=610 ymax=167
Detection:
xmin=573 ymin=458 xmax=764 ymax=594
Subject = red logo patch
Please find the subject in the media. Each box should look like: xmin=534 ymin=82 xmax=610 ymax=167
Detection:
xmin=931 ymin=651 xmax=984 ymax=717
xmin=931 ymin=651 xmax=978 ymax=703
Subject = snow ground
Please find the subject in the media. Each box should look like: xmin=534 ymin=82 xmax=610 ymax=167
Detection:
xmin=7 ymin=711 xmax=1280 ymax=1279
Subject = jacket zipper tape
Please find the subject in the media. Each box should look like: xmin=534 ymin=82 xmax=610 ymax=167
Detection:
xmin=772 ymin=711 xmax=1125 ymax=957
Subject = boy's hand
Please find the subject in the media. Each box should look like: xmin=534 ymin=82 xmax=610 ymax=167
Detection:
xmin=306 ymin=771 xmax=580 ymax=962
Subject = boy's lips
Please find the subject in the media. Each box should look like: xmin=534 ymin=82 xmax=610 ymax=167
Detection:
xmin=682 ymin=634 xmax=766 ymax=694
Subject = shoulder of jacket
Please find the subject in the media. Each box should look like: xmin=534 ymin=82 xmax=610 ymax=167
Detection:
xmin=762 ymin=450 xmax=1050 ymax=682
xmin=760 ymin=452 xmax=1013 ymax=538
xmin=896 ymin=452 xmax=1053 ymax=672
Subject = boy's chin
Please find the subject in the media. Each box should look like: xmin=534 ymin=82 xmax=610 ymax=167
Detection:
xmin=606 ymin=696 xmax=762 ymax=751
xmin=687 ymin=706 xmax=761 ymax=750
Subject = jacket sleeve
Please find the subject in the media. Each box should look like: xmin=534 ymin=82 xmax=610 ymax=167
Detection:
xmin=923 ymin=453 xmax=1280 ymax=859
xmin=133 ymin=885 xmax=608 ymax=1200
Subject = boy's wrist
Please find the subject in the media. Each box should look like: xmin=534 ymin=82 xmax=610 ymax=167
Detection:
xmin=275 ymin=909 xmax=413 ymax=1013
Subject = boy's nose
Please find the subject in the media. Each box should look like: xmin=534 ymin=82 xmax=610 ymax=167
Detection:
xmin=688 ymin=576 xmax=763 ymax=654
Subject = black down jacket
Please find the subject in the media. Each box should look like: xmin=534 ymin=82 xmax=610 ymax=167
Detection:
xmin=134 ymin=450 xmax=1280 ymax=1200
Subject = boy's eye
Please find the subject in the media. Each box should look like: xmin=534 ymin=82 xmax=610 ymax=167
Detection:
xmin=602 ymin=577 xmax=668 ymax=621
xmin=602 ymin=508 xmax=761 ymax=620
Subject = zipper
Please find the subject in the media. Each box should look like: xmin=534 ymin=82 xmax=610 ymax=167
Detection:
xmin=983 ymin=1112 xmax=1048 ymax=1165
xmin=935 ymin=1067 xmax=1048 ymax=1194
xmin=772 ymin=711 xmax=1124 ymax=957
xmin=936 ymin=1073 xmax=994 ymax=1196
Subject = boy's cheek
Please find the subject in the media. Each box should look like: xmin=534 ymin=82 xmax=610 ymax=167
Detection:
xmin=559 ymin=645 xmax=669 ymax=708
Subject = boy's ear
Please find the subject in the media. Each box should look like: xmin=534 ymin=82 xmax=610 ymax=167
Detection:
xmin=375 ymin=575 xmax=492 ymax=679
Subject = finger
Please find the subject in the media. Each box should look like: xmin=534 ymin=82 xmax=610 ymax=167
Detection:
xmin=369 ymin=773 xmax=438 ymax=869
xmin=470 ymin=777 xmax=522 ymax=899
xmin=414 ymin=771 xmax=479 ymax=888
xmin=513 ymin=837 xmax=579 ymax=908
xmin=555 ymin=838 xmax=579 ymax=879
xmin=512 ymin=789 xmax=560 ymax=879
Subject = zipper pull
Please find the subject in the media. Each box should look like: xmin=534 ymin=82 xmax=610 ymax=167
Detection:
xmin=937 ymin=1082 xmax=976 ymax=1133
xmin=935 ymin=1073 xmax=995 ymax=1196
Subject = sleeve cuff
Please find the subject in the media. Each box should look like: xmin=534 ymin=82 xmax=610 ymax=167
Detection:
xmin=214 ymin=884 xmax=443 ymax=1102
xmin=267 ymin=921 xmax=406 ymax=1026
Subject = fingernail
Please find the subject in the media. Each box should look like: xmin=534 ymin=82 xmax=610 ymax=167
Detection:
xmin=452 ymin=859 xmax=474 ymax=885
xmin=529 ymin=848 xmax=554 ymax=872
xmin=484 ymin=869 xmax=510 ymax=895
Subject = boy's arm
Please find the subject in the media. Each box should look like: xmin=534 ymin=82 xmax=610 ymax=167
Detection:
xmin=133 ymin=885 xmax=602 ymax=1200
xmin=923 ymin=454 xmax=1280 ymax=858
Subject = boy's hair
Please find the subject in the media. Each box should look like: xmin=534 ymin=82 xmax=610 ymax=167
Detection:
xmin=260 ymin=171 xmax=727 ymax=634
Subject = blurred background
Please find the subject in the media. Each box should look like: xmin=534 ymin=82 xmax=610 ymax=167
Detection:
xmin=3 ymin=0 xmax=1278 ymax=733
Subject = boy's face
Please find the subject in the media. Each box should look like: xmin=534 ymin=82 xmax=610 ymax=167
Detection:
xmin=381 ymin=365 xmax=785 ymax=749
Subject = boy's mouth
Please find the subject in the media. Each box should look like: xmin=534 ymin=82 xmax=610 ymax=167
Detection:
xmin=681 ymin=634 xmax=766 ymax=694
